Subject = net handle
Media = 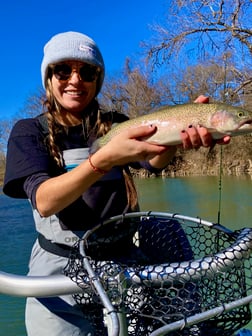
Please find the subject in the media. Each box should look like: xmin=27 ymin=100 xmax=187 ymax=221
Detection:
xmin=0 ymin=272 xmax=82 ymax=297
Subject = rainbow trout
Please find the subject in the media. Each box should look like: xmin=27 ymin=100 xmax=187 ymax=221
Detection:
xmin=92 ymin=103 xmax=252 ymax=150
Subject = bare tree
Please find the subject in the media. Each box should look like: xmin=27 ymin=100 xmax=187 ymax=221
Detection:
xmin=100 ymin=59 xmax=163 ymax=118
xmin=0 ymin=119 xmax=13 ymax=154
xmin=0 ymin=89 xmax=44 ymax=158
xmin=170 ymin=53 xmax=246 ymax=103
xmin=144 ymin=0 xmax=252 ymax=102
xmin=17 ymin=89 xmax=45 ymax=119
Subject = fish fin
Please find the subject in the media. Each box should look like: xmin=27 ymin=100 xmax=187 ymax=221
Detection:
xmin=206 ymin=141 xmax=217 ymax=158
xmin=90 ymin=138 xmax=102 ymax=154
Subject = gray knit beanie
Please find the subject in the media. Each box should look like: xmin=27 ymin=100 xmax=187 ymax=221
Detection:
xmin=41 ymin=31 xmax=105 ymax=95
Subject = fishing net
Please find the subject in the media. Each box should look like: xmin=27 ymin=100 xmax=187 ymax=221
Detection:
xmin=64 ymin=212 xmax=252 ymax=335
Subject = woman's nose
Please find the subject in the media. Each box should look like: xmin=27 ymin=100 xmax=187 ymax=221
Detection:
xmin=68 ymin=70 xmax=82 ymax=82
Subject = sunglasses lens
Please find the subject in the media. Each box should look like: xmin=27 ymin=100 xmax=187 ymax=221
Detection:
xmin=53 ymin=64 xmax=72 ymax=80
xmin=52 ymin=63 xmax=99 ymax=82
xmin=79 ymin=64 xmax=99 ymax=82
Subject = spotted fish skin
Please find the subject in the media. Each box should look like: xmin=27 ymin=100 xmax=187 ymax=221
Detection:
xmin=92 ymin=103 xmax=252 ymax=151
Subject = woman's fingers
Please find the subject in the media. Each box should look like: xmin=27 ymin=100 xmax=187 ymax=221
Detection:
xmin=180 ymin=125 xmax=213 ymax=149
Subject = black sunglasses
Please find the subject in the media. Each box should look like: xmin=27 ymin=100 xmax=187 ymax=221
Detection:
xmin=51 ymin=63 xmax=100 ymax=82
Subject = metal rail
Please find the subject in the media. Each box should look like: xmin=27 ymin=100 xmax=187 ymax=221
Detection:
xmin=0 ymin=272 xmax=82 ymax=297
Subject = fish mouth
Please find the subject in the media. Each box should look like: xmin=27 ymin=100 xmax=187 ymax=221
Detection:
xmin=238 ymin=119 xmax=252 ymax=129
xmin=234 ymin=119 xmax=252 ymax=135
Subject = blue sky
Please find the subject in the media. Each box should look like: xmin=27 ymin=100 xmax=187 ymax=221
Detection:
xmin=0 ymin=0 xmax=167 ymax=119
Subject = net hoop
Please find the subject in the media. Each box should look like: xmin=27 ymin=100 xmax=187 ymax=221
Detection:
xmin=67 ymin=211 xmax=252 ymax=335
xmin=79 ymin=211 xmax=252 ymax=285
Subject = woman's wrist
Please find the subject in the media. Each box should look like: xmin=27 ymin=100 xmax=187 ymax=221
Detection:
xmin=88 ymin=154 xmax=109 ymax=175
xmin=88 ymin=150 xmax=113 ymax=174
xmin=149 ymin=146 xmax=177 ymax=169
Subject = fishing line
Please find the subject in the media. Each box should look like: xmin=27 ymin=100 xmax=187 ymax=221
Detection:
xmin=217 ymin=52 xmax=228 ymax=225
xmin=217 ymin=146 xmax=223 ymax=225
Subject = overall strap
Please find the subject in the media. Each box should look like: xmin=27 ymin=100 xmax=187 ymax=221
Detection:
xmin=38 ymin=234 xmax=74 ymax=258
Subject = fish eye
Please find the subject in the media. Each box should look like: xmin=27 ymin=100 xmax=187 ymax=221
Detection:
xmin=237 ymin=111 xmax=244 ymax=117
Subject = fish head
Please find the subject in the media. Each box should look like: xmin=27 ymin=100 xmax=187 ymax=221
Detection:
xmin=209 ymin=105 xmax=252 ymax=135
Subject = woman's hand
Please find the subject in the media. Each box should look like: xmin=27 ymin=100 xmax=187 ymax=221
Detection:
xmin=179 ymin=95 xmax=231 ymax=149
xmin=180 ymin=125 xmax=230 ymax=149
xmin=149 ymin=95 xmax=231 ymax=167
xmin=96 ymin=125 xmax=169 ymax=169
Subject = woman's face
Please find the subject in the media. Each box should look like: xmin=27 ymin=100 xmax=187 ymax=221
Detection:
xmin=50 ymin=60 xmax=99 ymax=117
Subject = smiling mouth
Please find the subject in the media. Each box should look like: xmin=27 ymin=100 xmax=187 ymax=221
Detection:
xmin=65 ymin=90 xmax=84 ymax=96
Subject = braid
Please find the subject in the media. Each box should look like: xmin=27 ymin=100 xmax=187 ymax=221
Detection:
xmin=43 ymin=78 xmax=64 ymax=168
xmin=95 ymin=110 xmax=111 ymax=137
xmin=45 ymin=110 xmax=64 ymax=168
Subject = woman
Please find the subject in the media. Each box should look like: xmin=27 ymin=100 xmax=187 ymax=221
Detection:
xmin=3 ymin=31 xmax=229 ymax=335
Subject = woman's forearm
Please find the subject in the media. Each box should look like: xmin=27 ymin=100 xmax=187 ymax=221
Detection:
xmin=36 ymin=150 xmax=112 ymax=217
xmin=148 ymin=146 xmax=177 ymax=169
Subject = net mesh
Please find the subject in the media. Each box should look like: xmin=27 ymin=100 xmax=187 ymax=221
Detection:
xmin=64 ymin=213 xmax=252 ymax=335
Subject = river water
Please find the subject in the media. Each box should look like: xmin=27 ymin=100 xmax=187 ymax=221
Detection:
xmin=0 ymin=175 xmax=251 ymax=335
